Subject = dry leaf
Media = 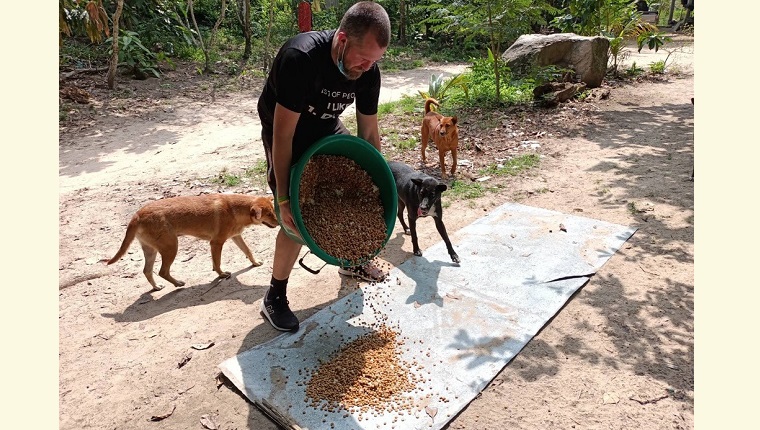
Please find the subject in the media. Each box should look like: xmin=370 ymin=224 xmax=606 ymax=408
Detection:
xmin=603 ymin=392 xmax=620 ymax=404
xmin=149 ymin=404 xmax=176 ymax=421
xmin=426 ymin=406 xmax=438 ymax=420
xmin=178 ymin=352 xmax=192 ymax=368
xmin=559 ymin=223 xmax=567 ymax=232
xmin=200 ymin=414 xmax=218 ymax=429
xmin=191 ymin=342 xmax=215 ymax=350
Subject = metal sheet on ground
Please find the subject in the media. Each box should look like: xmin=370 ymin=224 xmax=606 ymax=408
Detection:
xmin=220 ymin=202 xmax=636 ymax=430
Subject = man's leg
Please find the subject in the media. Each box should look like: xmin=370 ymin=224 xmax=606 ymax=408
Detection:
xmin=261 ymin=229 xmax=302 ymax=332
xmin=260 ymin=128 xmax=302 ymax=332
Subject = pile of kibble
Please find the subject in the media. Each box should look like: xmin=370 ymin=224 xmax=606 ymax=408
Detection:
xmin=299 ymin=155 xmax=388 ymax=264
xmin=304 ymin=324 xmax=426 ymax=417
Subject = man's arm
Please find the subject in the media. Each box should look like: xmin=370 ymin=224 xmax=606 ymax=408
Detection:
xmin=356 ymin=111 xmax=381 ymax=152
xmin=272 ymin=103 xmax=301 ymax=232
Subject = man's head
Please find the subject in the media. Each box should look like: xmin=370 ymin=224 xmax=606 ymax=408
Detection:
xmin=334 ymin=1 xmax=391 ymax=80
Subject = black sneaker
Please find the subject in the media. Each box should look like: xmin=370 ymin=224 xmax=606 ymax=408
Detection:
xmin=260 ymin=294 xmax=299 ymax=332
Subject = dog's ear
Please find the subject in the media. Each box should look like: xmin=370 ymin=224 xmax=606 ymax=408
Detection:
xmin=251 ymin=205 xmax=263 ymax=220
xmin=436 ymin=183 xmax=448 ymax=192
xmin=411 ymin=178 xmax=423 ymax=187
xmin=451 ymin=116 xmax=458 ymax=125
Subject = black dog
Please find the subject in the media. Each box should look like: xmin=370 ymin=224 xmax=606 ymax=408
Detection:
xmin=388 ymin=161 xmax=460 ymax=263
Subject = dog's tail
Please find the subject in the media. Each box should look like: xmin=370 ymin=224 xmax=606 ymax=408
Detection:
xmin=424 ymin=98 xmax=440 ymax=114
xmin=106 ymin=218 xmax=138 ymax=265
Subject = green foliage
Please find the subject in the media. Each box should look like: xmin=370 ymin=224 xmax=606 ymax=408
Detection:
xmin=637 ymin=32 xmax=670 ymax=53
xmin=59 ymin=0 xmax=111 ymax=45
xmin=118 ymin=0 xmax=195 ymax=55
xmin=311 ymin=3 xmax=342 ymax=30
xmin=379 ymin=46 xmax=425 ymax=72
xmin=649 ymin=60 xmax=665 ymax=74
xmin=59 ymin=37 xmax=111 ymax=68
xmin=531 ymin=64 xmax=573 ymax=86
xmin=479 ymin=154 xmax=540 ymax=176
xmin=625 ymin=61 xmax=644 ymax=76
xmin=418 ymin=73 xmax=467 ymax=104
xmin=444 ymin=54 xmax=534 ymax=108
xmin=106 ymin=30 xmax=161 ymax=78
xmin=416 ymin=0 xmax=557 ymax=52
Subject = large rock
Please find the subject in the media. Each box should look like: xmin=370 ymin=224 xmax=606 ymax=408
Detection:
xmin=501 ymin=33 xmax=609 ymax=88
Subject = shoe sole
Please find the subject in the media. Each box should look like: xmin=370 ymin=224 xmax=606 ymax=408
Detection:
xmin=260 ymin=302 xmax=299 ymax=332
xmin=337 ymin=267 xmax=385 ymax=282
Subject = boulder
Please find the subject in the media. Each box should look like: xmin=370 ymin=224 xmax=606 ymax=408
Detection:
xmin=501 ymin=33 xmax=609 ymax=88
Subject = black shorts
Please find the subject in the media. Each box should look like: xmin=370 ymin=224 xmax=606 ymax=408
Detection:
xmin=261 ymin=120 xmax=350 ymax=194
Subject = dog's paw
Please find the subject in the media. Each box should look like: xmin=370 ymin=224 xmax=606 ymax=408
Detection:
xmin=220 ymin=271 xmax=231 ymax=279
xmin=250 ymin=260 xmax=263 ymax=267
xmin=151 ymin=284 xmax=165 ymax=291
xmin=450 ymin=254 xmax=461 ymax=264
xmin=403 ymin=228 xmax=411 ymax=235
xmin=413 ymin=250 xmax=423 ymax=257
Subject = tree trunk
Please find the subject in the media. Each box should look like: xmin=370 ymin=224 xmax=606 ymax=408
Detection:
xmin=209 ymin=0 xmax=228 ymax=49
xmin=107 ymin=0 xmax=124 ymax=89
xmin=188 ymin=0 xmax=210 ymax=73
xmin=398 ymin=0 xmax=406 ymax=45
xmin=242 ymin=0 xmax=252 ymax=60
xmin=264 ymin=0 xmax=276 ymax=72
xmin=487 ymin=4 xmax=500 ymax=103
xmin=178 ymin=2 xmax=198 ymax=45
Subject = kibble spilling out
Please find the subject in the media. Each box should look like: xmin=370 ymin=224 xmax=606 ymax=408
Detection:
xmin=304 ymin=324 xmax=425 ymax=415
xmin=299 ymin=155 xmax=387 ymax=265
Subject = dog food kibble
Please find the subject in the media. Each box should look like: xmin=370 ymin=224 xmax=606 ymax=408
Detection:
xmin=304 ymin=324 xmax=425 ymax=414
xmin=299 ymin=155 xmax=387 ymax=264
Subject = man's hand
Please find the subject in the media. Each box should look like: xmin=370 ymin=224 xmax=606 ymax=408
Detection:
xmin=278 ymin=201 xmax=302 ymax=240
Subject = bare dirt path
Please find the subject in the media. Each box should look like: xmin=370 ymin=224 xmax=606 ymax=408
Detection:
xmin=59 ymin=63 xmax=468 ymax=194
xmin=59 ymin=47 xmax=693 ymax=430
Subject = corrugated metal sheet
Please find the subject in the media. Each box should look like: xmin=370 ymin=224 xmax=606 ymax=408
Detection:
xmin=220 ymin=202 xmax=636 ymax=429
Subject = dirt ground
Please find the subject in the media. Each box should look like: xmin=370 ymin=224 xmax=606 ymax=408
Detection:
xmin=58 ymin=38 xmax=694 ymax=430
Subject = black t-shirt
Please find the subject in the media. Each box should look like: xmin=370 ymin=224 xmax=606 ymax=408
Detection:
xmin=257 ymin=29 xmax=381 ymax=142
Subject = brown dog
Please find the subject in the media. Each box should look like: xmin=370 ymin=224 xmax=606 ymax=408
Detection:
xmin=420 ymin=98 xmax=459 ymax=179
xmin=106 ymin=194 xmax=278 ymax=291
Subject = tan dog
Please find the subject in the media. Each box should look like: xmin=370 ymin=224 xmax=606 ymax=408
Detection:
xmin=420 ymin=98 xmax=459 ymax=179
xmin=106 ymin=194 xmax=278 ymax=291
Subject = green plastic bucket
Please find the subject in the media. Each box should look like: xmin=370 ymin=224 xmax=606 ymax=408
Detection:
xmin=274 ymin=135 xmax=398 ymax=269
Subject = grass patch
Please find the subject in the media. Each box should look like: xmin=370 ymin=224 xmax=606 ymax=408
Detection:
xmin=213 ymin=168 xmax=242 ymax=187
xmin=378 ymin=95 xmax=420 ymax=117
xmin=447 ymin=180 xmax=485 ymax=200
xmin=384 ymin=130 xmax=418 ymax=151
xmin=479 ymin=154 xmax=540 ymax=176
xmin=245 ymin=159 xmax=268 ymax=177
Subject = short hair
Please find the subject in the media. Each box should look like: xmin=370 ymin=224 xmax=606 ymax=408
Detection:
xmin=339 ymin=1 xmax=391 ymax=48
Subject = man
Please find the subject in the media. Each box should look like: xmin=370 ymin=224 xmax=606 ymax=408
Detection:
xmin=257 ymin=1 xmax=391 ymax=332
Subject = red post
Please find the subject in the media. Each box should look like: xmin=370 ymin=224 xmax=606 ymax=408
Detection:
xmin=298 ymin=1 xmax=312 ymax=33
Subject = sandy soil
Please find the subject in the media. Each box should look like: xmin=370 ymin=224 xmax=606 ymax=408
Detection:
xmin=58 ymin=39 xmax=693 ymax=430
